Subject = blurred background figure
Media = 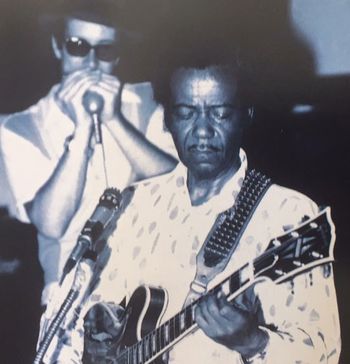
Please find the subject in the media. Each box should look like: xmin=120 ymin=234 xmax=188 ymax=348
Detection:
xmin=0 ymin=0 xmax=176 ymax=307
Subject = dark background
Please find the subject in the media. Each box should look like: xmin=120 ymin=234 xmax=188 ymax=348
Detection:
xmin=0 ymin=0 xmax=349 ymax=362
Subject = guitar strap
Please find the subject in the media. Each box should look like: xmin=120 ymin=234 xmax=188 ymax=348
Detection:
xmin=185 ymin=169 xmax=272 ymax=304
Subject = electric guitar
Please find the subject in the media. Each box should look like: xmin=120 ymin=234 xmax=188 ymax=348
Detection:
xmin=103 ymin=208 xmax=335 ymax=364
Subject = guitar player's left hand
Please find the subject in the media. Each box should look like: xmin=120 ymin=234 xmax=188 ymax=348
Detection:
xmin=195 ymin=288 xmax=269 ymax=358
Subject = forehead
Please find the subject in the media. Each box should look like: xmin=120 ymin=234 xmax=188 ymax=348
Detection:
xmin=170 ymin=66 xmax=238 ymax=104
xmin=64 ymin=17 xmax=119 ymax=44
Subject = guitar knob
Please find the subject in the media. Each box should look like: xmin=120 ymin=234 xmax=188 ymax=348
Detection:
xmin=293 ymin=260 xmax=302 ymax=267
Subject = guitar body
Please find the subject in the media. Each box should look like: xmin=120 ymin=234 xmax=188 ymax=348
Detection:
xmin=117 ymin=286 xmax=168 ymax=364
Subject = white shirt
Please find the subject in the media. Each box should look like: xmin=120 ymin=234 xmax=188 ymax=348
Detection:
xmin=0 ymin=83 xmax=175 ymax=303
xmin=48 ymin=150 xmax=341 ymax=363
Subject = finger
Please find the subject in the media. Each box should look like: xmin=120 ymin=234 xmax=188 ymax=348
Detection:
xmin=100 ymin=73 xmax=120 ymax=84
xmin=59 ymin=74 xmax=100 ymax=101
xmin=195 ymin=303 xmax=210 ymax=328
xmin=99 ymin=75 xmax=123 ymax=97
xmin=196 ymin=311 xmax=212 ymax=334
xmin=98 ymin=83 xmax=119 ymax=96
xmin=234 ymin=285 xmax=259 ymax=313
xmin=215 ymin=297 xmax=237 ymax=322
xmin=199 ymin=296 xmax=227 ymax=331
xmin=59 ymin=69 xmax=100 ymax=93
xmin=196 ymin=300 xmax=225 ymax=339
xmin=99 ymin=76 xmax=120 ymax=87
xmin=206 ymin=294 xmax=224 ymax=321
xmin=58 ymin=70 xmax=100 ymax=96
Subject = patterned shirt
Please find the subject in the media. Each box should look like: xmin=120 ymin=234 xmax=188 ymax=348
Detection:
xmin=48 ymin=150 xmax=341 ymax=363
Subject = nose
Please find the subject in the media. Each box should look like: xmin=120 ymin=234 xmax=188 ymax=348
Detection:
xmin=192 ymin=112 xmax=215 ymax=138
xmin=87 ymin=49 xmax=98 ymax=70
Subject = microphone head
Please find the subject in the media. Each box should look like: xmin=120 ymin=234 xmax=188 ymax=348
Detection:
xmin=83 ymin=91 xmax=104 ymax=115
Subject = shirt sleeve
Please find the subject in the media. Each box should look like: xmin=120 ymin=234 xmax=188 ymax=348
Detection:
xmin=248 ymin=264 xmax=340 ymax=364
xmin=245 ymin=187 xmax=341 ymax=364
xmin=0 ymin=115 xmax=54 ymax=222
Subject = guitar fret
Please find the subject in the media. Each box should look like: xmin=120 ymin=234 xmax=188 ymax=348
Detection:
xmin=132 ymin=345 xmax=137 ymax=364
xmin=174 ymin=313 xmax=180 ymax=337
xmin=164 ymin=321 xmax=169 ymax=344
xmin=185 ymin=305 xmax=193 ymax=328
xmin=229 ymin=272 xmax=241 ymax=295
xmin=180 ymin=311 xmax=185 ymax=331
xmin=169 ymin=317 xmax=175 ymax=342
xmin=160 ymin=325 xmax=165 ymax=349
xmin=143 ymin=335 xmax=149 ymax=362
xmin=138 ymin=342 xmax=143 ymax=364
xmin=151 ymin=331 xmax=157 ymax=355
xmin=157 ymin=326 xmax=161 ymax=353
xmin=129 ymin=346 xmax=136 ymax=364
xmin=191 ymin=303 xmax=196 ymax=322
xmin=126 ymin=348 xmax=132 ymax=364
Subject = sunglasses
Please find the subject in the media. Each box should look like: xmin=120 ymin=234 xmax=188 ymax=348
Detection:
xmin=64 ymin=37 xmax=120 ymax=62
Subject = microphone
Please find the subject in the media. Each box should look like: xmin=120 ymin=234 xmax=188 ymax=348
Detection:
xmin=61 ymin=188 xmax=122 ymax=282
xmin=83 ymin=91 xmax=104 ymax=144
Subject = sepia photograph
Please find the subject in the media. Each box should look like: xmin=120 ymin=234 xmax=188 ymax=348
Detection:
xmin=0 ymin=0 xmax=349 ymax=363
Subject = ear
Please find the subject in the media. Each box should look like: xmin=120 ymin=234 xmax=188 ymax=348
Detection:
xmin=162 ymin=106 xmax=171 ymax=132
xmin=51 ymin=36 xmax=62 ymax=60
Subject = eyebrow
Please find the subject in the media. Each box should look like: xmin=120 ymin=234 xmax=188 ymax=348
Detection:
xmin=172 ymin=103 xmax=236 ymax=108
xmin=172 ymin=103 xmax=197 ymax=108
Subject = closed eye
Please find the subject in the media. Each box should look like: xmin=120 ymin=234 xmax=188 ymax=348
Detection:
xmin=172 ymin=105 xmax=197 ymax=120
xmin=210 ymin=106 xmax=235 ymax=120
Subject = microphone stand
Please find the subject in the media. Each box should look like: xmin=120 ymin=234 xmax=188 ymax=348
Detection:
xmin=84 ymin=91 xmax=110 ymax=187
xmin=92 ymin=111 xmax=110 ymax=188
xmin=33 ymin=256 xmax=96 ymax=364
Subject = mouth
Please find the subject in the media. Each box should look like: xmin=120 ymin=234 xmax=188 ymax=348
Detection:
xmin=188 ymin=144 xmax=220 ymax=153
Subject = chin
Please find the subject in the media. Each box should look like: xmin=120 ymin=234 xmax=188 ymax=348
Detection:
xmin=191 ymin=163 xmax=219 ymax=179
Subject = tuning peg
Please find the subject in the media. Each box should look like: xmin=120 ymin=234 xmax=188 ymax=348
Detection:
xmin=293 ymin=260 xmax=302 ymax=267
xmin=272 ymin=239 xmax=281 ymax=247
xmin=311 ymin=251 xmax=323 ymax=259
xmin=275 ymin=269 xmax=284 ymax=276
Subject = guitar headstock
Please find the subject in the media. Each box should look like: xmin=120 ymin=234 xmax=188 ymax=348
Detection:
xmin=254 ymin=207 xmax=335 ymax=283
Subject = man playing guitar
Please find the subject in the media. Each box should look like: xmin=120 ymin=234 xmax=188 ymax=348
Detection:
xmin=43 ymin=42 xmax=341 ymax=364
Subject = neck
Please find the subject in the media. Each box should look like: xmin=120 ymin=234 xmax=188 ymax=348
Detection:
xmin=188 ymin=155 xmax=241 ymax=206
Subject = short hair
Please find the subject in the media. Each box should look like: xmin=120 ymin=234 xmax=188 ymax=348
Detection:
xmin=50 ymin=0 xmax=121 ymax=44
xmin=152 ymin=37 xmax=255 ymax=111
